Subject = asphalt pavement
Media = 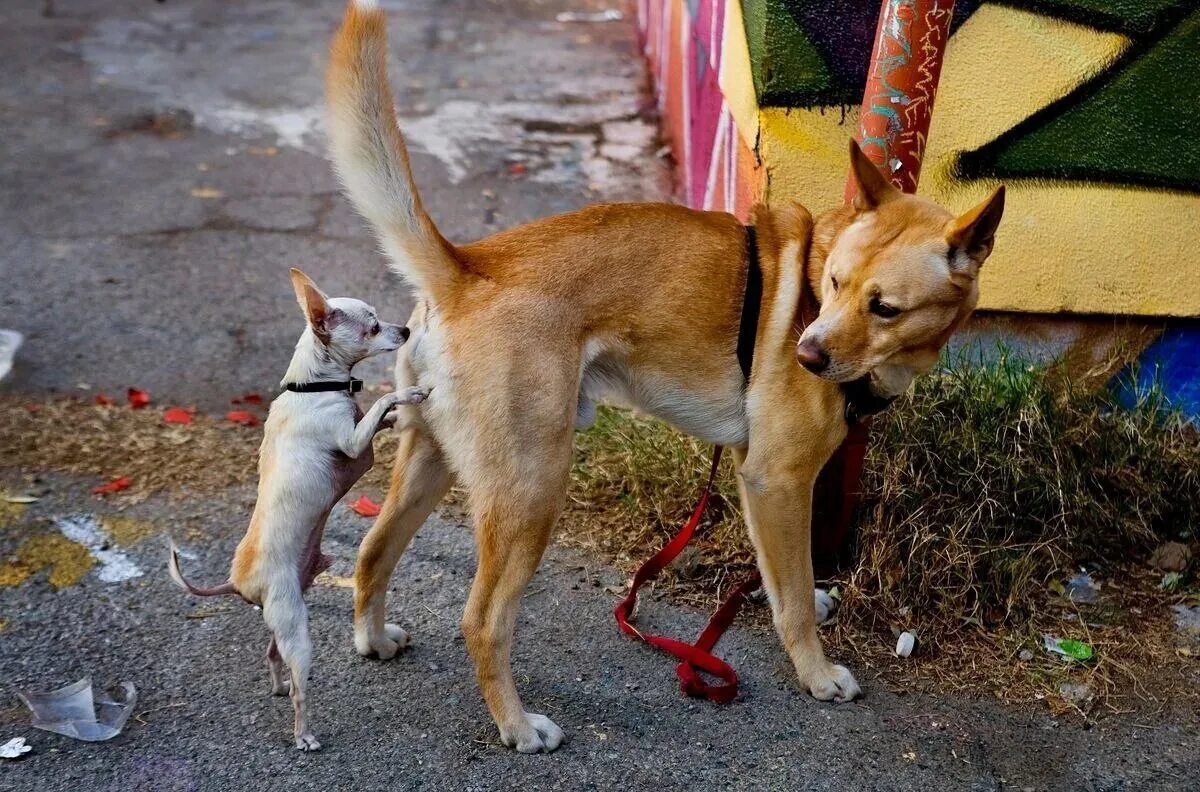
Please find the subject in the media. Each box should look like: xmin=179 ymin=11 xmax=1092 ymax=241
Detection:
xmin=1 ymin=1 xmax=1197 ymax=790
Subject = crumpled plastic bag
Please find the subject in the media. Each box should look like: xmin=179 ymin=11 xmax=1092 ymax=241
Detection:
xmin=0 ymin=329 xmax=22 ymax=382
xmin=15 ymin=678 xmax=137 ymax=742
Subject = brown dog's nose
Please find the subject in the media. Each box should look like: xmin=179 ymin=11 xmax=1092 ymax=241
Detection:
xmin=796 ymin=338 xmax=830 ymax=374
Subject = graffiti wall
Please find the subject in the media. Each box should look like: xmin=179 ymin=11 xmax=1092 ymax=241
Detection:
xmin=639 ymin=0 xmax=1200 ymax=413
xmin=638 ymin=0 xmax=766 ymax=217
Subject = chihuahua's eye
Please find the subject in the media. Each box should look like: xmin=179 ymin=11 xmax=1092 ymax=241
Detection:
xmin=869 ymin=296 xmax=901 ymax=318
xmin=830 ymin=276 xmax=839 ymax=292
xmin=370 ymin=322 xmax=380 ymax=336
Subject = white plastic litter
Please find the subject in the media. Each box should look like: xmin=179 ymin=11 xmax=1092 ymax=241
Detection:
xmin=1 ymin=737 xmax=32 ymax=759
xmin=895 ymin=631 xmax=917 ymax=658
xmin=814 ymin=589 xmax=836 ymax=625
xmin=15 ymin=678 xmax=137 ymax=742
xmin=1065 ymin=570 xmax=1100 ymax=603
xmin=0 ymin=329 xmax=23 ymax=382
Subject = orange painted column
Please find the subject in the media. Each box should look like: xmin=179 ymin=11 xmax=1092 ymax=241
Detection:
xmin=816 ymin=0 xmax=956 ymax=575
xmin=847 ymin=0 xmax=956 ymax=196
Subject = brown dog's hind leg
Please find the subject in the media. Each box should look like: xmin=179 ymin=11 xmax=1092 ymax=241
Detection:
xmin=734 ymin=448 xmax=862 ymax=703
xmin=462 ymin=479 xmax=567 ymax=753
xmin=354 ymin=427 xmax=452 ymax=659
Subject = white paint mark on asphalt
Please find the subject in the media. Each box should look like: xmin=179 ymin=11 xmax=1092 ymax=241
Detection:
xmin=56 ymin=515 xmax=144 ymax=583
xmin=206 ymin=105 xmax=324 ymax=152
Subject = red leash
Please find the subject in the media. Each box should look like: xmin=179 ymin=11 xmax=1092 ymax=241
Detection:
xmin=613 ymin=446 xmax=762 ymax=704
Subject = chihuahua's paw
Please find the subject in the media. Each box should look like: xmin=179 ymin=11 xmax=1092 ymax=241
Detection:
xmin=271 ymin=678 xmax=291 ymax=697
xmin=499 ymin=712 xmax=565 ymax=754
xmin=295 ymin=733 xmax=321 ymax=752
xmin=354 ymin=623 xmax=410 ymax=660
xmin=398 ymin=386 xmax=430 ymax=405
xmin=799 ymin=661 xmax=861 ymax=703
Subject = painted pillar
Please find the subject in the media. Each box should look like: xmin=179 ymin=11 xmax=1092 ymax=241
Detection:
xmin=815 ymin=0 xmax=956 ymax=575
xmin=847 ymin=0 xmax=956 ymax=197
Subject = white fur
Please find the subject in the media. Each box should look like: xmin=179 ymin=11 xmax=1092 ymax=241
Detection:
xmin=168 ymin=275 xmax=427 ymax=752
xmin=578 ymin=335 xmax=748 ymax=446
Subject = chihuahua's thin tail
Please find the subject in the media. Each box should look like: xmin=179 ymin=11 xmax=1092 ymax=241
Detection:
xmin=327 ymin=0 xmax=468 ymax=303
xmin=167 ymin=540 xmax=238 ymax=598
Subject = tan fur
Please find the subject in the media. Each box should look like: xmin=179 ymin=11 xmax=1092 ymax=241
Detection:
xmin=328 ymin=1 xmax=1004 ymax=752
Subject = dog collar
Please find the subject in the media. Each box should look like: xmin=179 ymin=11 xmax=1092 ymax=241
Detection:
xmin=283 ymin=378 xmax=363 ymax=394
xmin=841 ymin=375 xmax=897 ymax=425
xmin=735 ymin=225 xmax=894 ymax=426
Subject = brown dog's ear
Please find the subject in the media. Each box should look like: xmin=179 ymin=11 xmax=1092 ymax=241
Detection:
xmin=945 ymin=185 xmax=1005 ymax=264
xmin=848 ymin=139 xmax=899 ymax=211
xmin=289 ymin=268 xmax=333 ymax=336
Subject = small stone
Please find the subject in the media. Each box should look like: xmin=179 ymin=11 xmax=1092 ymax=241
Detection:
xmin=1173 ymin=604 xmax=1200 ymax=647
xmin=670 ymin=546 xmax=703 ymax=580
xmin=1018 ymin=649 xmax=1034 ymax=662
xmin=1150 ymin=542 xmax=1192 ymax=573
xmin=1058 ymin=681 xmax=1093 ymax=709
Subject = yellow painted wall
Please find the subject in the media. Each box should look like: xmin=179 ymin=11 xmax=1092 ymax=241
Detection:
xmin=736 ymin=4 xmax=1200 ymax=317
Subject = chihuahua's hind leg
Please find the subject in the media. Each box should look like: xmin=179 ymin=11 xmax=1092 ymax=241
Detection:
xmin=266 ymin=636 xmax=290 ymax=696
xmin=262 ymin=582 xmax=319 ymax=751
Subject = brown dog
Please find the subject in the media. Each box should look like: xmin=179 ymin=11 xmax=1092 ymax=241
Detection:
xmin=327 ymin=0 xmax=1004 ymax=753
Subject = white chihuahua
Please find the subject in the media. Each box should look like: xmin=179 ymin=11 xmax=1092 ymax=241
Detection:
xmin=169 ymin=268 xmax=428 ymax=751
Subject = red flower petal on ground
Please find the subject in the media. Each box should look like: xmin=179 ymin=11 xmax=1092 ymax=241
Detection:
xmin=225 ymin=410 xmax=259 ymax=427
xmin=508 ymin=162 xmax=526 ymax=175
xmin=93 ymin=476 xmax=131 ymax=495
xmin=94 ymin=394 xmax=115 ymax=406
xmin=26 ymin=403 xmax=41 ymax=413
xmin=241 ymin=392 xmax=264 ymax=405
xmin=163 ymin=407 xmax=193 ymax=424
xmin=127 ymin=387 xmax=151 ymax=409
xmin=348 ymin=495 xmax=381 ymax=518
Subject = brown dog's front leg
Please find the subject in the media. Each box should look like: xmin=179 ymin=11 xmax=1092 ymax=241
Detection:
xmin=735 ymin=450 xmax=861 ymax=703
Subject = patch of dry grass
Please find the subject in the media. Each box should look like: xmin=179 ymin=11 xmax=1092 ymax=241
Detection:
xmin=0 ymin=396 xmax=404 ymax=502
xmin=562 ymin=353 xmax=1200 ymax=713
xmin=0 ymin=398 xmax=260 ymax=501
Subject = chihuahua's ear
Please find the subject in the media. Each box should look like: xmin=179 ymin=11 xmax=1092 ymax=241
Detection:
xmin=289 ymin=268 xmax=333 ymax=337
xmin=946 ymin=185 xmax=1005 ymax=266
xmin=848 ymin=139 xmax=899 ymax=211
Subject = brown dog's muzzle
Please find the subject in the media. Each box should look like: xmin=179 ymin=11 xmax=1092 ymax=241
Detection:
xmin=796 ymin=338 xmax=830 ymax=374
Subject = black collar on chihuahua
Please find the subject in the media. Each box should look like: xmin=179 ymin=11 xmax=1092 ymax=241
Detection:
xmin=283 ymin=378 xmax=364 ymax=394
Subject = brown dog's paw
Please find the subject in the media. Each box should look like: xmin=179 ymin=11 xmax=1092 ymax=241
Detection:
xmin=801 ymin=662 xmax=862 ymax=703
xmin=500 ymin=712 xmax=565 ymax=754
xmin=353 ymin=623 xmax=411 ymax=660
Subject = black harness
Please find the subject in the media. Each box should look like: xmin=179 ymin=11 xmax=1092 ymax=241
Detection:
xmin=283 ymin=378 xmax=364 ymax=394
xmin=736 ymin=225 xmax=895 ymax=426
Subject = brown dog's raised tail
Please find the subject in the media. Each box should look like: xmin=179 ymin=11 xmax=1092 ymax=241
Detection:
xmin=167 ymin=541 xmax=238 ymax=597
xmin=326 ymin=0 xmax=468 ymax=303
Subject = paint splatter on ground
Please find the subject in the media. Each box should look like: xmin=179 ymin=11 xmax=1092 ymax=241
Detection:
xmin=0 ymin=534 xmax=95 ymax=589
xmin=55 ymin=515 xmax=144 ymax=583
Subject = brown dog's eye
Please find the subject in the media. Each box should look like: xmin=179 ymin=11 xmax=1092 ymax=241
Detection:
xmin=830 ymin=276 xmax=839 ymax=292
xmin=869 ymin=297 xmax=901 ymax=318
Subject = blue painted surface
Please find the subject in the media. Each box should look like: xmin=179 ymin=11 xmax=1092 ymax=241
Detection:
xmin=1115 ymin=326 xmax=1200 ymax=416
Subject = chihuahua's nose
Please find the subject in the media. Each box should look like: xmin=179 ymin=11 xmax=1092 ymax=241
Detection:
xmin=399 ymin=326 xmax=411 ymax=341
xmin=796 ymin=338 xmax=830 ymax=374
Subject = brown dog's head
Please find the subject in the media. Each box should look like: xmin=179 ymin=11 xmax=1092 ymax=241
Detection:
xmin=797 ymin=141 xmax=1004 ymax=394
